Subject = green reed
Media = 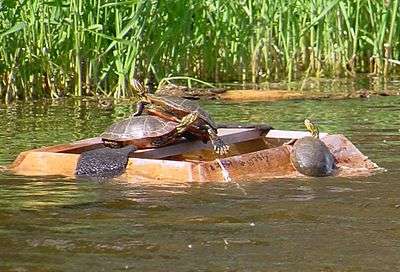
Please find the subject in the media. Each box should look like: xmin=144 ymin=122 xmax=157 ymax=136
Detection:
xmin=0 ymin=0 xmax=399 ymax=102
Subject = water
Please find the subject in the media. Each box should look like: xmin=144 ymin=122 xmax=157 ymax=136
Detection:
xmin=1 ymin=96 xmax=400 ymax=271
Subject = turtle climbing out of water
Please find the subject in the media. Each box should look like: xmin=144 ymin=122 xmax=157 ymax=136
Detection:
xmin=289 ymin=119 xmax=336 ymax=177
xmin=75 ymin=113 xmax=199 ymax=180
xmin=129 ymin=79 xmax=230 ymax=156
xmin=129 ymin=79 xmax=272 ymax=155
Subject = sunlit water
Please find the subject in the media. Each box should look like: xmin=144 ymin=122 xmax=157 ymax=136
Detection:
xmin=0 ymin=95 xmax=400 ymax=271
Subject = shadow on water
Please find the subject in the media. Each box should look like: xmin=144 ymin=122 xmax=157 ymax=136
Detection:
xmin=0 ymin=94 xmax=400 ymax=271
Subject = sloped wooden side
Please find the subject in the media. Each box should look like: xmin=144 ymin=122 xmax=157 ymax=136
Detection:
xmin=322 ymin=134 xmax=375 ymax=167
xmin=7 ymin=133 xmax=380 ymax=181
xmin=321 ymin=134 xmax=380 ymax=176
xmin=197 ymin=146 xmax=295 ymax=182
xmin=119 ymin=158 xmax=199 ymax=183
xmin=218 ymin=90 xmax=304 ymax=101
xmin=9 ymin=151 xmax=78 ymax=177
xmin=195 ymin=134 xmax=381 ymax=182
xmin=9 ymin=150 xmax=197 ymax=181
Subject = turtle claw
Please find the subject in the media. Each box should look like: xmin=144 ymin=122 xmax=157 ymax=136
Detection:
xmin=212 ymin=138 xmax=230 ymax=156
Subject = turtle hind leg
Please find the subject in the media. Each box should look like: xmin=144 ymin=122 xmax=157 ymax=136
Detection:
xmin=102 ymin=139 xmax=123 ymax=148
xmin=131 ymin=101 xmax=145 ymax=117
xmin=175 ymin=112 xmax=199 ymax=134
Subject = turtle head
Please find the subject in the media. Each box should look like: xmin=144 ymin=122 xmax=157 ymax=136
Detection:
xmin=304 ymin=119 xmax=319 ymax=138
xmin=129 ymin=78 xmax=150 ymax=102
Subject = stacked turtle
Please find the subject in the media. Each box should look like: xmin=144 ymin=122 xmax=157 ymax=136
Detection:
xmin=129 ymin=79 xmax=230 ymax=155
xmin=74 ymin=80 xmax=229 ymax=180
xmin=128 ymin=78 xmax=271 ymax=153
xmin=76 ymin=79 xmax=272 ymax=180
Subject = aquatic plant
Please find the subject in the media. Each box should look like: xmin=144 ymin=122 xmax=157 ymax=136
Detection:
xmin=0 ymin=0 xmax=399 ymax=102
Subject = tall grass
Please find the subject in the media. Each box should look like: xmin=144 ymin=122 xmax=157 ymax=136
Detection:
xmin=0 ymin=0 xmax=399 ymax=102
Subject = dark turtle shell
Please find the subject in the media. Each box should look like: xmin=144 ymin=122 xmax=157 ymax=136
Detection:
xmin=148 ymin=95 xmax=218 ymax=131
xmin=290 ymin=136 xmax=336 ymax=177
xmin=101 ymin=115 xmax=182 ymax=149
xmin=76 ymin=145 xmax=136 ymax=180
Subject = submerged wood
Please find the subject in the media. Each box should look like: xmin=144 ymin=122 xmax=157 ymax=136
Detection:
xmin=8 ymin=128 xmax=379 ymax=182
xmin=217 ymin=90 xmax=304 ymax=101
xmin=153 ymin=87 xmax=397 ymax=102
xmin=154 ymin=86 xmax=306 ymax=101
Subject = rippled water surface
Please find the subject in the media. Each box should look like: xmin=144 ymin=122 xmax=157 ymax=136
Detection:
xmin=1 ymin=96 xmax=400 ymax=271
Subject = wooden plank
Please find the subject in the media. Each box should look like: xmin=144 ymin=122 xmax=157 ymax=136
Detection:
xmin=29 ymin=137 xmax=103 ymax=153
xmin=131 ymin=128 xmax=264 ymax=159
xmin=8 ymin=133 xmax=380 ymax=180
xmin=15 ymin=128 xmax=265 ymax=160
xmin=197 ymin=146 xmax=295 ymax=182
xmin=27 ymin=128 xmax=329 ymax=160
xmin=9 ymin=151 xmax=78 ymax=176
xmin=265 ymin=129 xmax=328 ymax=139
xmin=120 ymin=158 xmax=196 ymax=183
xmin=217 ymin=90 xmax=304 ymax=101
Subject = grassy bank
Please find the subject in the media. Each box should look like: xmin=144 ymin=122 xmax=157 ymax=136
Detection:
xmin=0 ymin=0 xmax=399 ymax=102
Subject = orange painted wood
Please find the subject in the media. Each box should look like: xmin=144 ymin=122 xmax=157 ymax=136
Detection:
xmin=9 ymin=151 xmax=78 ymax=177
xmin=218 ymin=90 xmax=304 ymax=101
xmin=7 ymin=129 xmax=380 ymax=182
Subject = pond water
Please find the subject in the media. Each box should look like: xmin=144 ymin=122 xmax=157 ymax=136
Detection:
xmin=0 ymin=95 xmax=399 ymax=271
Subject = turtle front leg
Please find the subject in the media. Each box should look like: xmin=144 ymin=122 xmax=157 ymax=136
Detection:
xmin=206 ymin=126 xmax=230 ymax=156
xmin=131 ymin=101 xmax=146 ymax=117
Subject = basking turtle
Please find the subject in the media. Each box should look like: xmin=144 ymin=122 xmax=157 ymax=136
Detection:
xmin=129 ymin=79 xmax=229 ymax=155
xmin=101 ymin=113 xmax=199 ymax=148
xmin=289 ymin=119 xmax=336 ymax=177
xmin=75 ymin=113 xmax=198 ymax=180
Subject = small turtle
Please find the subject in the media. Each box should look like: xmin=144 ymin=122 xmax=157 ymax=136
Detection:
xmin=101 ymin=112 xmax=199 ymax=148
xmin=290 ymin=119 xmax=336 ymax=177
xmin=129 ymin=79 xmax=229 ymax=156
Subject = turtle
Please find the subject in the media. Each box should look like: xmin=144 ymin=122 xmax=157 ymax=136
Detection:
xmin=75 ymin=113 xmax=198 ymax=180
xmin=289 ymin=119 xmax=336 ymax=177
xmin=129 ymin=79 xmax=230 ymax=156
xmin=101 ymin=112 xmax=199 ymax=148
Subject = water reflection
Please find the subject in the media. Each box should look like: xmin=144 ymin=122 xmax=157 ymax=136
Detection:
xmin=0 ymin=95 xmax=400 ymax=270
